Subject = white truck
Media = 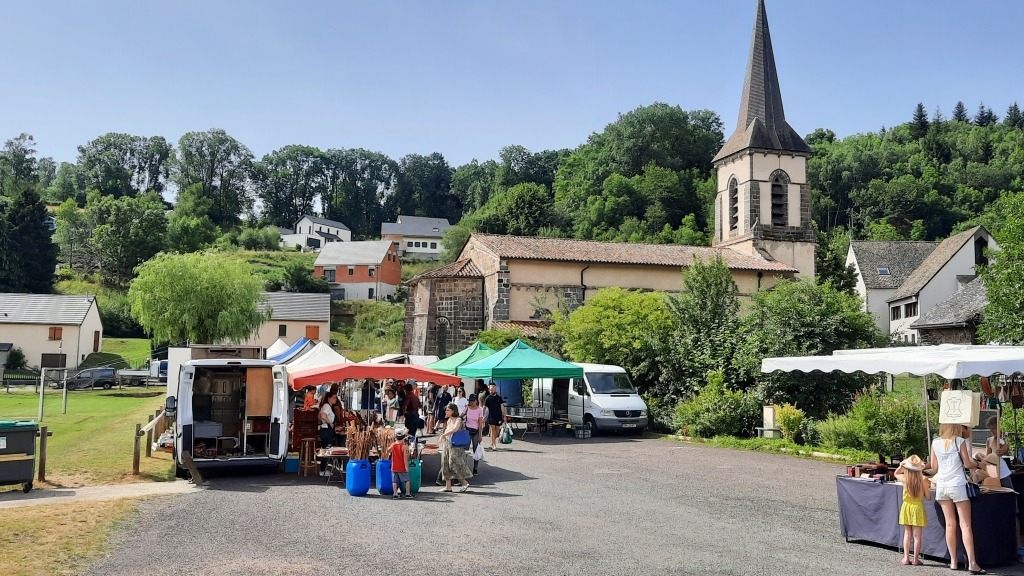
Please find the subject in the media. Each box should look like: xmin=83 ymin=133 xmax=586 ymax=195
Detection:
xmin=532 ymin=363 xmax=648 ymax=434
xmin=165 ymin=358 xmax=289 ymax=477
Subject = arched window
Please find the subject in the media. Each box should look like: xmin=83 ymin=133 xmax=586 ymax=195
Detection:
xmin=975 ymin=237 xmax=989 ymax=267
xmin=728 ymin=178 xmax=739 ymax=231
xmin=769 ymin=170 xmax=790 ymax=227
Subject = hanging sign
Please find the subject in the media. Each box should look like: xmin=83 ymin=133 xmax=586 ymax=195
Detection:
xmin=939 ymin=390 xmax=981 ymax=426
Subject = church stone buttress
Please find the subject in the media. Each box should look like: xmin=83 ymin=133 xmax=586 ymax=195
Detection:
xmin=712 ymin=0 xmax=816 ymax=278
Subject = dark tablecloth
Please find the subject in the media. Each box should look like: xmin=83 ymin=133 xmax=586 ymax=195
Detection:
xmin=836 ymin=476 xmax=1017 ymax=565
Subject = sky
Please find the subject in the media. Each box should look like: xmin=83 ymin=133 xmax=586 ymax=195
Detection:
xmin=2 ymin=0 xmax=1023 ymax=168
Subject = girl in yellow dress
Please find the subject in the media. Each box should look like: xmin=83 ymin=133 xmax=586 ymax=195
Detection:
xmin=895 ymin=454 xmax=931 ymax=566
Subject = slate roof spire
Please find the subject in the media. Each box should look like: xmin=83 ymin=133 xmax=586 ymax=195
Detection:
xmin=714 ymin=0 xmax=812 ymax=162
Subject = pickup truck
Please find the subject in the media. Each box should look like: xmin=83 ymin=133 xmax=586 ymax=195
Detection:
xmin=117 ymin=368 xmax=151 ymax=386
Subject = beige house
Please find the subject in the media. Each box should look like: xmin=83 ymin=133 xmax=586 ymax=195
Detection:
xmin=0 ymin=294 xmax=103 ymax=370
xmin=241 ymin=292 xmax=331 ymax=349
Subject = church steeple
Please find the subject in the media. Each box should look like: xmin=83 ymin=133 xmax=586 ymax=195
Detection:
xmin=713 ymin=0 xmax=811 ymax=163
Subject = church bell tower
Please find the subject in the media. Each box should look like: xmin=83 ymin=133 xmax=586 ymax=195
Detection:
xmin=712 ymin=0 xmax=816 ymax=278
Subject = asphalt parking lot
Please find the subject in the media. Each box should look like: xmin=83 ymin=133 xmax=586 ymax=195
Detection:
xmin=86 ymin=435 xmax=1024 ymax=576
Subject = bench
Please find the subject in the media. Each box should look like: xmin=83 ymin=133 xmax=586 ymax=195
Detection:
xmin=755 ymin=427 xmax=783 ymax=439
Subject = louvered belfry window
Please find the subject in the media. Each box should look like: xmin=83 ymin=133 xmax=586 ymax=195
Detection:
xmin=728 ymin=178 xmax=739 ymax=231
xmin=770 ymin=170 xmax=789 ymax=227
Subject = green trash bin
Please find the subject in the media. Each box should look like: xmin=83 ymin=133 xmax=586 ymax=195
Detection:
xmin=0 ymin=420 xmax=38 ymax=493
xmin=408 ymin=459 xmax=422 ymax=494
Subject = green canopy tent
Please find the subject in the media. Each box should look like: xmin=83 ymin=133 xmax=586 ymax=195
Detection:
xmin=425 ymin=342 xmax=497 ymax=375
xmin=456 ymin=339 xmax=583 ymax=379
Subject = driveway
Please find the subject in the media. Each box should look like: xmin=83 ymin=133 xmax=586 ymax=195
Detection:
xmin=87 ymin=435 xmax=1024 ymax=576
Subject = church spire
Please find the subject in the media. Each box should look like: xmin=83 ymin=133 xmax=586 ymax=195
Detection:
xmin=713 ymin=0 xmax=811 ymax=163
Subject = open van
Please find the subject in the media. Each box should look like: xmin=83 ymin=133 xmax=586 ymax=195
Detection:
xmin=167 ymin=359 xmax=289 ymax=477
xmin=534 ymin=363 xmax=648 ymax=434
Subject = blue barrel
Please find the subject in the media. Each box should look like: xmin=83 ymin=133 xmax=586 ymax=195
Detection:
xmin=346 ymin=459 xmax=371 ymax=496
xmin=494 ymin=379 xmax=523 ymax=407
xmin=376 ymin=459 xmax=393 ymax=494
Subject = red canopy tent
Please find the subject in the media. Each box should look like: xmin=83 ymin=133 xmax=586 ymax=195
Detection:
xmin=288 ymin=362 xmax=462 ymax=390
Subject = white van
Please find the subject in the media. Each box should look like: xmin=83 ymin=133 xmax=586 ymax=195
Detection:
xmin=166 ymin=359 xmax=289 ymax=477
xmin=534 ymin=363 xmax=648 ymax=434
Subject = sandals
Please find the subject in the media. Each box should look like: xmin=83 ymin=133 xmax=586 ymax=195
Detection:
xmin=460 ymin=482 xmax=470 ymax=492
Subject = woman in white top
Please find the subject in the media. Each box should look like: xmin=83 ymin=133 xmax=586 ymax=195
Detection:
xmin=927 ymin=423 xmax=985 ymax=574
xmin=454 ymin=387 xmax=469 ymax=417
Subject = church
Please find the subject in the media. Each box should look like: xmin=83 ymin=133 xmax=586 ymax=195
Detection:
xmin=402 ymin=0 xmax=816 ymax=357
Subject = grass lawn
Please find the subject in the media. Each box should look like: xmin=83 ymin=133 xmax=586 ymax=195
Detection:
xmin=80 ymin=338 xmax=152 ymax=370
xmin=0 ymin=499 xmax=138 ymax=576
xmin=0 ymin=390 xmax=174 ymax=490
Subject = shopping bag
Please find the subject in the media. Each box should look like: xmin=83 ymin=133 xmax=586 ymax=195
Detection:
xmin=474 ymin=443 xmax=485 ymax=462
xmin=499 ymin=423 xmax=513 ymax=445
xmin=451 ymin=428 xmax=471 ymax=448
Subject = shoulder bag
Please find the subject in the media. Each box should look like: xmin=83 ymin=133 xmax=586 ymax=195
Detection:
xmin=451 ymin=420 xmax=471 ymax=448
xmin=957 ymin=437 xmax=981 ymax=499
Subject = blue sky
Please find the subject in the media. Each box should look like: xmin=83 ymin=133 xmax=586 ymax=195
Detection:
xmin=2 ymin=0 xmax=1023 ymax=167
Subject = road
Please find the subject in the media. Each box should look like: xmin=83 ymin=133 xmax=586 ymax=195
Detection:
xmin=86 ymin=435 xmax=1024 ymax=576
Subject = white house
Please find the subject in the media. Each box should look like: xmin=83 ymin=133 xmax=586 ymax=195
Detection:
xmin=0 ymin=294 xmax=103 ymax=370
xmin=381 ymin=215 xmax=451 ymax=260
xmin=887 ymin=226 xmax=996 ymax=343
xmin=241 ymin=292 xmax=331 ymax=349
xmin=846 ymin=240 xmax=939 ymax=335
xmin=281 ymin=215 xmax=352 ymax=250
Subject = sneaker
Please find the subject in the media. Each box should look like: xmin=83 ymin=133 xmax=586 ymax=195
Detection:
xmin=320 ymin=470 xmax=330 ymax=477
xmin=392 ymin=494 xmax=399 ymax=499
xmin=404 ymin=493 xmax=414 ymax=499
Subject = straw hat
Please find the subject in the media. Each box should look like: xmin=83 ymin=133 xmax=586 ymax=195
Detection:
xmin=982 ymin=453 xmax=1002 ymax=466
xmin=901 ymin=455 xmax=926 ymax=471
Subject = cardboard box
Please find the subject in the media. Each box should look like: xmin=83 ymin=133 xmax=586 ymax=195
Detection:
xmin=938 ymin=390 xmax=981 ymax=426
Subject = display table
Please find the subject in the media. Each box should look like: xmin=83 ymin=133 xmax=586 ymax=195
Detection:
xmin=837 ymin=476 xmax=1017 ymax=565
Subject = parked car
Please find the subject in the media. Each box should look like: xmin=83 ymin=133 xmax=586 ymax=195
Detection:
xmin=56 ymin=367 xmax=117 ymax=390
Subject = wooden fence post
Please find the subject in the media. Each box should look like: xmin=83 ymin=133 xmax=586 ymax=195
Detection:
xmin=132 ymin=423 xmax=141 ymax=475
xmin=37 ymin=426 xmax=49 ymax=482
xmin=146 ymin=415 xmax=154 ymax=458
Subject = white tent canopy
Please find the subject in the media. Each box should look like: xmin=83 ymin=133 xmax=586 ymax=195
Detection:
xmin=265 ymin=338 xmax=289 ymax=358
xmin=762 ymin=344 xmax=1024 ymax=379
xmin=285 ymin=341 xmax=350 ymax=372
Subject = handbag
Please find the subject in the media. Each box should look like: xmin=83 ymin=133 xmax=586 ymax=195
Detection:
xmin=957 ymin=438 xmax=981 ymax=499
xmin=451 ymin=428 xmax=471 ymax=448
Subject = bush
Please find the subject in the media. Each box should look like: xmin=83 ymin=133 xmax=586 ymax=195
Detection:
xmin=675 ymin=370 xmax=760 ymax=438
xmin=816 ymin=389 xmax=927 ymax=459
xmin=776 ymin=404 xmax=805 ymax=441
xmin=4 ymin=347 xmax=27 ymax=370
xmin=642 ymin=392 xmax=676 ymax=433
xmin=799 ymin=417 xmax=821 ymax=447
xmin=238 ymin=227 xmax=280 ymax=251
xmin=818 ymin=413 xmax=864 ymax=450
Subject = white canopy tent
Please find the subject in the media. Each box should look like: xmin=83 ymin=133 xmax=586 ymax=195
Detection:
xmin=265 ymin=338 xmax=290 ymax=358
xmin=285 ymin=341 xmax=350 ymax=372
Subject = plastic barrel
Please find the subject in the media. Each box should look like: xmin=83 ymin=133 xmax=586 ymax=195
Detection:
xmin=376 ymin=459 xmax=393 ymax=495
xmin=493 ymin=379 xmax=523 ymax=407
xmin=346 ymin=459 xmax=371 ymax=496
xmin=408 ymin=459 xmax=422 ymax=494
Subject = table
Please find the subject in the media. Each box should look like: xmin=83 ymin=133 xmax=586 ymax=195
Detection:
xmin=836 ymin=476 xmax=1017 ymax=565
xmin=315 ymin=449 xmax=348 ymax=485
xmin=506 ymin=415 xmax=544 ymax=439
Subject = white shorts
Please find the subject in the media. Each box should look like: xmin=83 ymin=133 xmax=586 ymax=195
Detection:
xmin=935 ymin=484 xmax=968 ymax=503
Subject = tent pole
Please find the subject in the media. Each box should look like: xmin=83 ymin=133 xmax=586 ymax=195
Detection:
xmin=922 ymin=376 xmax=932 ymax=443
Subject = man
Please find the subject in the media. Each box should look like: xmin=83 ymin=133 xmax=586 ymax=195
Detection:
xmin=484 ymin=383 xmax=507 ymax=450
xmin=400 ymin=382 xmax=422 ymax=439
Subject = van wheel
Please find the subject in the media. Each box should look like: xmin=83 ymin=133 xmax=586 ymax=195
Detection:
xmin=585 ymin=415 xmax=599 ymax=437
xmin=102 ymin=381 xmax=113 ymax=390
xmin=174 ymin=463 xmax=188 ymax=479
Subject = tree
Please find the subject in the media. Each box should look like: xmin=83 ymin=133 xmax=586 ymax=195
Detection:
xmin=318 ymin=148 xmax=398 ymax=239
xmin=4 ymin=187 xmax=58 ymax=293
xmin=251 ymin=145 xmax=328 ymax=228
xmin=450 ymin=159 xmax=498 ymax=213
xmin=952 ymin=101 xmax=970 ymax=123
xmin=166 ymin=184 xmax=218 ymax=253
xmin=439 ymin=224 xmax=472 ymax=263
xmin=46 ymin=162 xmax=87 ymax=204
xmin=53 ymin=198 xmax=93 ymax=270
xmin=88 ymin=192 xmax=168 ymax=286
xmin=910 ymin=103 xmax=929 ymax=139
xmin=737 ymin=279 xmax=883 ymax=418
xmin=1005 ymin=103 xmax=1024 ymax=129
xmin=552 ymin=287 xmax=673 ymax=393
xmin=0 ymin=134 xmax=39 ymax=198
xmin=814 ymin=228 xmax=857 ymax=294
xmin=279 ymin=260 xmax=330 ymax=293
xmin=979 ymin=193 xmax=1024 ymax=343
xmin=974 ymin=103 xmax=998 ymax=127
xmin=862 ymin=217 xmax=904 ymax=241
xmin=237 ymin=227 xmax=281 ymax=250
xmin=129 ymin=253 xmax=268 ymax=344
xmin=77 ymin=133 xmax=173 ymax=197
xmin=174 ymin=129 xmax=254 ymax=225
xmin=388 ymin=152 xmax=458 ymax=223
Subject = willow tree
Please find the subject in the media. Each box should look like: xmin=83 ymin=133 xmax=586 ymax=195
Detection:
xmin=128 ymin=253 xmax=267 ymax=344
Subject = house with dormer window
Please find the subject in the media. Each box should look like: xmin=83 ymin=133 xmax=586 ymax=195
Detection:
xmin=846 ymin=241 xmax=939 ymax=335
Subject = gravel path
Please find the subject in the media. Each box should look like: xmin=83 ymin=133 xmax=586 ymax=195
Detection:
xmin=86 ymin=436 xmax=1024 ymax=576
xmin=0 ymin=481 xmax=198 ymax=509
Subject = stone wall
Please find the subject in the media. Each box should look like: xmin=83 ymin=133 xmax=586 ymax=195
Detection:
xmin=402 ymin=276 xmax=485 ymax=356
xmin=918 ymin=325 xmax=978 ymax=346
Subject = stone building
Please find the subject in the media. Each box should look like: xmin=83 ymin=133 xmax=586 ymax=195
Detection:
xmin=403 ymin=260 xmax=486 ymax=357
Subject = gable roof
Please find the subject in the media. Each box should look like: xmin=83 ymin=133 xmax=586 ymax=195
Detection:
xmin=889 ymin=227 xmax=987 ymax=302
xmin=315 ymin=240 xmax=394 ymax=267
xmin=0 ymin=294 xmax=97 ymax=325
xmin=297 ymin=215 xmax=350 ymax=231
xmin=381 ymin=215 xmax=452 ymax=238
xmin=315 ymin=230 xmax=341 ymax=241
xmin=713 ymin=0 xmax=811 ymax=163
xmin=407 ymin=259 xmax=482 ymax=284
xmin=911 ymin=277 xmax=987 ymax=330
xmin=850 ymin=241 xmax=940 ymax=290
xmin=465 ymin=233 xmax=798 ymax=273
xmin=258 ymin=292 xmax=331 ymax=322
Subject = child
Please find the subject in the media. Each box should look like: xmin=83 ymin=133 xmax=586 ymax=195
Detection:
xmin=390 ymin=428 xmax=413 ymax=499
xmin=895 ymin=454 xmax=931 ymax=566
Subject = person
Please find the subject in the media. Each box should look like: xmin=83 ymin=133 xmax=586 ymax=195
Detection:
xmin=390 ymin=428 xmax=413 ymax=499
xmin=484 ymin=383 xmax=507 ymax=451
xmin=434 ymin=386 xmax=452 ymax=432
xmin=401 ymin=383 xmax=422 ymax=439
xmin=454 ymin=387 xmax=469 ymax=417
xmin=317 ymin=391 xmax=343 ymax=477
xmin=383 ymin=388 xmax=399 ymax=425
xmin=927 ymin=423 xmax=985 ymax=574
xmin=424 ymin=384 xmax=438 ymax=435
xmin=302 ymin=386 xmax=317 ymax=411
xmin=465 ymin=395 xmax=485 ymax=475
xmin=895 ymin=454 xmax=930 ymax=566
xmin=984 ymin=416 xmax=1013 ymax=489
xmin=438 ymin=403 xmax=472 ymax=492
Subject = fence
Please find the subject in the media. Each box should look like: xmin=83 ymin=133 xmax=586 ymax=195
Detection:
xmin=132 ymin=408 xmax=169 ymax=475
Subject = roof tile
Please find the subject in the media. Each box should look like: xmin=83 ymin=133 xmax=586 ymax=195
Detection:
xmin=0 ymin=294 xmax=97 ymax=325
xmin=258 ymin=292 xmax=331 ymax=322
xmin=889 ymin=227 xmax=987 ymax=302
xmin=850 ymin=241 xmax=939 ymax=289
xmin=911 ymin=277 xmax=987 ymax=329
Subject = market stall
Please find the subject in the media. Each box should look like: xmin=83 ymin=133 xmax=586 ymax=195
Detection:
xmin=288 ymin=362 xmax=462 ymax=390
xmin=426 ymin=342 xmax=497 ymax=374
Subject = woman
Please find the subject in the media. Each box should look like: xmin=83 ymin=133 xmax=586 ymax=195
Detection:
xmin=434 ymin=386 xmax=453 ymax=432
xmin=438 ymin=403 xmax=472 ymax=492
xmin=984 ymin=416 xmax=1013 ymax=489
xmin=424 ymin=384 xmax=437 ymax=435
xmin=927 ymin=423 xmax=985 ymax=574
xmin=454 ymin=387 xmax=469 ymax=417
xmin=317 ymin=391 xmax=344 ymax=477
xmin=465 ymin=395 xmax=485 ymax=475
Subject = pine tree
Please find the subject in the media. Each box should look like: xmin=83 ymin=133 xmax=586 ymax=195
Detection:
xmin=952 ymin=101 xmax=970 ymax=122
xmin=1005 ymin=102 xmax=1024 ymax=129
xmin=911 ymin=103 xmax=930 ymax=138
xmin=0 ymin=206 xmax=13 ymax=292
xmin=932 ymin=106 xmax=945 ymax=124
xmin=6 ymin=187 xmax=58 ymax=293
xmin=974 ymin=102 xmax=998 ymax=127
